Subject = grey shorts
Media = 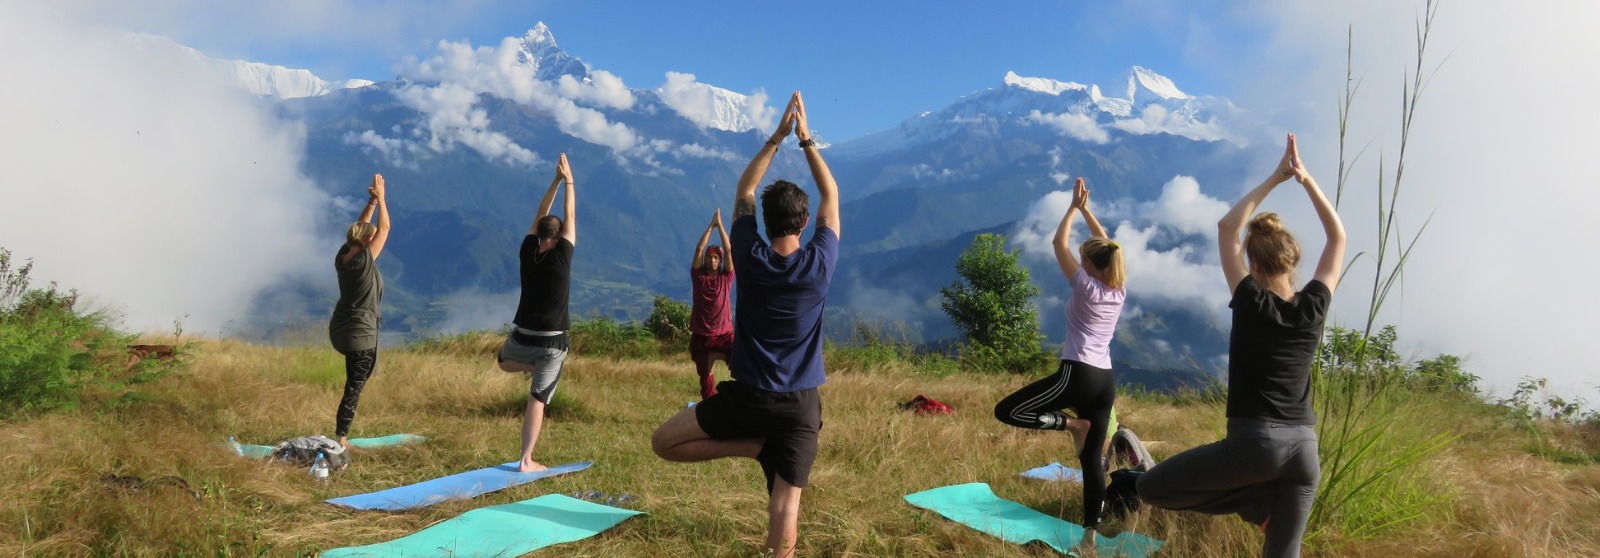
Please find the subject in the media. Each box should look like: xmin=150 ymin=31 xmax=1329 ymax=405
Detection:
xmin=498 ymin=332 xmax=568 ymax=404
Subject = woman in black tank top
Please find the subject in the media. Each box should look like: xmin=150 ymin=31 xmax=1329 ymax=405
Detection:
xmin=1135 ymin=135 xmax=1346 ymax=558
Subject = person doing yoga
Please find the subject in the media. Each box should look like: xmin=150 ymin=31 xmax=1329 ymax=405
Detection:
xmin=651 ymin=92 xmax=839 ymax=558
xmin=994 ymin=177 xmax=1125 ymax=553
xmin=329 ymin=173 xmax=391 ymax=450
xmin=1135 ymin=134 xmax=1346 ymax=558
xmin=687 ymin=208 xmax=735 ymax=400
xmin=498 ymin=153 xmax=577 ymax=473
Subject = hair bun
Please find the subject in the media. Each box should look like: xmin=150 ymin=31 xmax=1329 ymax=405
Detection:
xmin=1248 ymin=212 xmax=1284 ymax=235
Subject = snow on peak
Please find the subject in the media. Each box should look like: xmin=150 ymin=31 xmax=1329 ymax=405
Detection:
xmin=1003 ymin=71 xmax=1087 ymax=95
xmin=1127 ymin=66 xmax=1189 ymax=101
xmin=656 ymin=72 xmax=771 ymax=133
xmin=129 ymin=33 xmax=369 ymax=99
xmin=515 ymin=21 xmax=589 ymax=81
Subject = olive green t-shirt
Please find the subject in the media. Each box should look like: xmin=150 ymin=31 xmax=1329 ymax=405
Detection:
xmin=329 ymin=245 xmax=383 ymax=353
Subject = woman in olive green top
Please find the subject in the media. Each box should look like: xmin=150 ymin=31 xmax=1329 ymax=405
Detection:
xmin=329 ymin=174 xmax=391 ymax=449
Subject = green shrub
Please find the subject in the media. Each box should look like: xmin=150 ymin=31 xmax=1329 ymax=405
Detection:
xmin=570 ymin=317 xmax=663 ymax=360
xmin=940 ymin=233 xmax=1048 ymax=374
xmin=0 ymin=248 xmax=141 ymax=415
xmin=644 ymin=296 xmax=692 ymax=344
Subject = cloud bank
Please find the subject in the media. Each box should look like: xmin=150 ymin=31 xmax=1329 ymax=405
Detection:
xmin=0 ymin=4 xmax=327 ymax=333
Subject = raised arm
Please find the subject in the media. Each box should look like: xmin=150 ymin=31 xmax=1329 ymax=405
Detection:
xmin=792 ymin=92 xmax=840 ymax=239
xmin=357 ymin=181 xmax=378 ymax=224
xmin=1053 ymin=178 xmax=1087 ymax=280
xmin=1218 ymin=135 xmax=1295 ymax=292
xmin=713 ymin=209 xmax=733 ymax=273
xmin=559 ymin=154 xmax=576 ymax=245
xmin=530 ymin=166 xmax=561 ymax=235
xmin=692 ymin=215 xmax=714 ymax=271
xmin=1079 ymin=180 xmax=1109 ymax=239
xmin=1286 ymin=135 xmax=1346 ymax=292
xmin=735 ymin=97 xmax=797 ymax=220
xmin=368 ymin=174 xmax=392 ymax=260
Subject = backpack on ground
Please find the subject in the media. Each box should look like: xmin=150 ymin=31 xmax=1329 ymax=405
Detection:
xmin=271 ymin=435 xmax=350 ymax=471
xmin=1104 ymin=425 xmax=1157 ymax=473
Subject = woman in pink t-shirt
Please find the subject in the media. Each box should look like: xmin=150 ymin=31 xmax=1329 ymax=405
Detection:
xmin=687 ymin=209 xmax=735 ymax=399
xmin=994 ymin=177 xmax=1126 ymax=552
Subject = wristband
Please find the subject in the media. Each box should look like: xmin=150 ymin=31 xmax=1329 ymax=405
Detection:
xmin=765 ymin=139 xmax=778 ymax=146
xmin=798 ymin=138 xmax=817 ymax=148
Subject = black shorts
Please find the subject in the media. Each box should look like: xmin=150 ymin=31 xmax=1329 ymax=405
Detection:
xmin=695 ymin=380 xmax=823 ymax=491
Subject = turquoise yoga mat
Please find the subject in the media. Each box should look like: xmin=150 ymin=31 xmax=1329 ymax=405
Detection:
xmin=320 ymin=493 xmax=642 ymax=557
xmin=905 ymin=482 xmax=1162 ymax=558
xmin=231 ymin=434 xmax=428 ymax=459
xmin=327 ymin=461 xmax=593 ymax=511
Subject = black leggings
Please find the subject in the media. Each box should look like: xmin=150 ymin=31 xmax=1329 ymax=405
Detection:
xmin=335 ymin=348 xmax=378 ymax=438
xmin=994 ymin=359 xmax=1116 ymax=529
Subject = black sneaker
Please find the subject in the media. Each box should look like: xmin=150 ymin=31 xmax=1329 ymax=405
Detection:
xmin=1105 ymin=468 xmax=1144 ymax=520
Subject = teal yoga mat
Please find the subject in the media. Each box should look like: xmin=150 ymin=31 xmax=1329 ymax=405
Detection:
xmin=231 ymin=434 xmax=427 ymax=459
xmin=905 ymin=482 xmax=1162 ymax=558
xmin=320 ymin=493 xmax=641 ymax=557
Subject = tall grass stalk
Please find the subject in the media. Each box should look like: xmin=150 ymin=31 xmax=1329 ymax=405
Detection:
xmin=1313 ymin=0 xmax=1458 ymax=541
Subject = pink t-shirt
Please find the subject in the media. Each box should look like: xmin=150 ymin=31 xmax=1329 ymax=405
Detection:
xmin=1060 ymin=268 xmax=1126 ymax=369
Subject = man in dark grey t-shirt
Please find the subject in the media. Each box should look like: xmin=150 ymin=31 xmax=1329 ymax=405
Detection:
xmin=497 ymin=154 xmax=576 ymax=473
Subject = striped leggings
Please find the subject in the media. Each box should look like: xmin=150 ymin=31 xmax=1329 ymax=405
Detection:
xmin=994 ymin=359 xmax=1115 ymax=528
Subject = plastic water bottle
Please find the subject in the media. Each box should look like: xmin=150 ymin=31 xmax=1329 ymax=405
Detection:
xmin=311 ymin=452 xmax=330 ymax=482
xmin=227 ymin=436 xmax=244 ymax=457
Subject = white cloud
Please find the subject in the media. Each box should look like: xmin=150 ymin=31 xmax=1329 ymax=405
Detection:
xmin=557 ymin=70 xmax=635 ymax=110
xmin=673 ymin=143 xmax=739 ymax=162
xmin=657 ymin=71 xmax=776 ymax=132
xmin=1027 ymin=109 xmax=1111 ymax=144
xmin=1111 ymin=104 xmax=1229 ymax=142
xmin=1013 ymin=176 xmax=1233 ymax=322
xmin=383 ymin=36 xmax=639 ymax=162
xmin=0 ymin=4 xmax=326 ymax=334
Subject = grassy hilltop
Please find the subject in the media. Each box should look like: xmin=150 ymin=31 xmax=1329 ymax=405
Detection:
xmin=2 ymin=326 xmax=1598 ymax=557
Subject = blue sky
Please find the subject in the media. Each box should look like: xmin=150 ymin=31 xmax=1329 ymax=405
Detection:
xmin=109 ymin=0 xmax=1278 ymax=141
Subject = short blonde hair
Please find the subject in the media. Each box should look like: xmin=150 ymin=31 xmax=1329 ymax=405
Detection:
xmin=1245 ymin=212 xmax=1300 ymax=279
xmin=346 ymin=222 xmax=377 ymax=246
xmin=1080 ymin=237 xmax=1126 ymax=290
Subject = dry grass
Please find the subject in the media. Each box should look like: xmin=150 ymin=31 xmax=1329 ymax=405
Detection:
xmin=0 ymin=339 xmax=1597 ymax=556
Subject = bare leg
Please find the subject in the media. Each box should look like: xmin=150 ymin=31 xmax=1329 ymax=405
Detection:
xmin=767 ymin=476 xmax=804 ymax=558
xmin=519 ymin=397 xmax=548 ymax=472
xmin=1064 ymin=417 xmax=1090 ymax=456
xmin=652 ymin=407 xmax=761 ymax=461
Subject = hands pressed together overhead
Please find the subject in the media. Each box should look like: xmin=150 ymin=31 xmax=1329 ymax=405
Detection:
xmin=769 ymin=92 xmax=815 ymax=145
xmin=1273 ymin=133 xmax=1312 ymax=185
xmin=368 ymin=173 xmax=385 ymax=202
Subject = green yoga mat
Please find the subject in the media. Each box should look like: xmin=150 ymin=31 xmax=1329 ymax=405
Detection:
xmin=232 ymin=434 xmax=428 ymax=459
xmin=905 ymin=483 xmax=1162 ymax=558
xmin=320 ymin=493 xmax=642 ymax=557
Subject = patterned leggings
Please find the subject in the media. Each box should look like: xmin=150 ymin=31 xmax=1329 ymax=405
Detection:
xmin=335 ymin=348 xmax=378 ymax=438
xmin=993 ymin=360 xmax=1116 ymax=529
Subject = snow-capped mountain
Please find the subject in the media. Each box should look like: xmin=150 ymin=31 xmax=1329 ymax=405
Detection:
xmin=834 ymin=66 xmax=1233 ymax=160
xmin=214 ymin=59 xmax=372 ymax=100
xmin=129 ymin=32 xmax=372 ymax=100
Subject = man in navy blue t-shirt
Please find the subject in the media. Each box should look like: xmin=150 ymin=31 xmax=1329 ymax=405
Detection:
xmin=652 ymin=91 xmax=839 ymax=558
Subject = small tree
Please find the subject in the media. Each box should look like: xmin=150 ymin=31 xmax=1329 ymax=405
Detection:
xmin=940 ymin=233 xmax=1045 ymax=373
xmin=644 ymin=295 xmax=692 ymax=344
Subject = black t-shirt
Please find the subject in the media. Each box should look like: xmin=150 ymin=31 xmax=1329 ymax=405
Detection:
xmin=512 ymin=236 xmax=573 ymax=331
xmin=1225 ymin=276 xmax=1331 ymax=425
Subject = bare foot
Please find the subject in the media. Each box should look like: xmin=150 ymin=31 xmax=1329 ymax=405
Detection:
xmin=1074 ymin=530 xmax=1099 ymax=556
xmin=338 ymin=437 xmax=352 ymax=450
xmin=518 ymin=458 xmax=548 ymax=473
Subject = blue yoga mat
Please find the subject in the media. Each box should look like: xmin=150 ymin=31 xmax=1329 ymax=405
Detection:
xmin=905 ymin=482 xmax=1162 ymax=558
xmin=327 ymin=461 xmax=593 ymax=511
xmin=1020 ymin=462 xmax=1084 ymax=483
xmin=320 ymin=493 xmax=641 ymax=557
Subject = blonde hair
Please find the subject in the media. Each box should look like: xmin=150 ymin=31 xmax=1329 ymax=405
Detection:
xmin=1245 ymin=212 xmax=1300 ymax=279
xmin=1080 ymin=237 xmax=1126 ymax=290
xmin=346 ymin=222 xmax=378 ymax=246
